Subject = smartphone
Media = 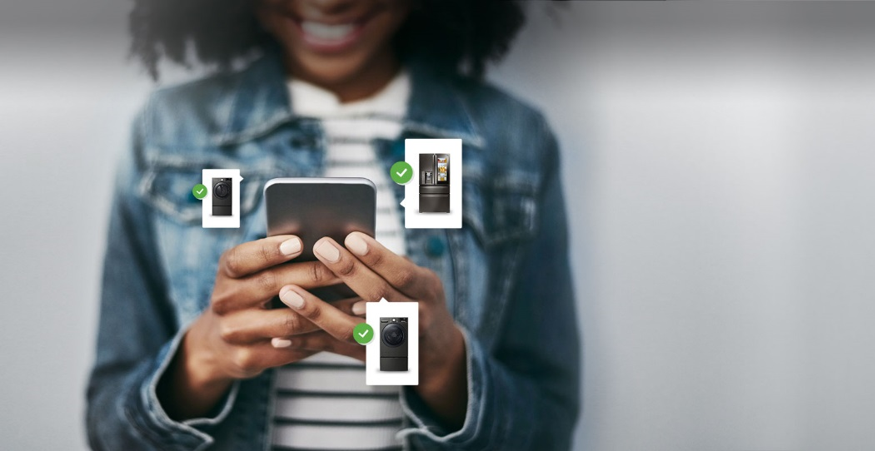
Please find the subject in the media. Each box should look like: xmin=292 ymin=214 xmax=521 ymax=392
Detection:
xmin=264 ymin=177 xmax=376 ymax=304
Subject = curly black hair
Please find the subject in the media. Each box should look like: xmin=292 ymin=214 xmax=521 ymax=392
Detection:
xmin=129 ymin=0 xmax=526 ymax=80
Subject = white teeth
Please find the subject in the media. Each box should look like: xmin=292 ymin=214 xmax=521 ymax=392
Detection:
xmin=300 ymin=21 xmax=356 ymax=42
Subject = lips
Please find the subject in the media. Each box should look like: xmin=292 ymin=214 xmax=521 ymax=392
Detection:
xmin=300 ymin=21 xmax=357 ymax=42
xmin=294 ymin=16 xmax=370 ymax=52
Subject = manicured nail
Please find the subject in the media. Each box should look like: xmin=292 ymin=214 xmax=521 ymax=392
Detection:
xmin=279 ymin=287 xmax=305 ymax=309
xmin=345 ymin=233 xmax=369 ymax=256
xmin=272 ymin=338 xmax=292 ymax=348
xmin=314 ymin=240 xmax=340 ymax=263
xmin=352 ymin=301 xmax=366 ymax=316
xmin=279 ymin=237 xmax=302 ymax=256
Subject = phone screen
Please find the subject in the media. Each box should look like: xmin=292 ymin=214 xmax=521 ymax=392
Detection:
xmin=264 ymin=178 xmax=376 ymax=306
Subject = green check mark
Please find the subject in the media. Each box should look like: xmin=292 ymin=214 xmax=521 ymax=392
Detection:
xmin=353 ymin=323 xmax=374 ymax=345
xmin=192 ymin=184 xmax=208 ymax=200
xmin=390 ymin=161 xmax=413 ymax=185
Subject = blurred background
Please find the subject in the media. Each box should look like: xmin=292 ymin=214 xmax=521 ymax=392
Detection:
xmin=2 ymin=1 xmax=875 ymax=450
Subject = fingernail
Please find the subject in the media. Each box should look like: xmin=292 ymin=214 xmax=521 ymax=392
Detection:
xmin=279 ymin=237 xmax=302 ymax=256
xmin=314 ymin=240 xmax=340 ymax=263
xmin=272 ymin=338 xmax=292 ymax=348
xmin=352 ymin=301 xmax=366 ymax=315
xmin=279 ymin=288 xmax=305 ymax=309
xmin=346 ymin=233 xmax=368 ymax=256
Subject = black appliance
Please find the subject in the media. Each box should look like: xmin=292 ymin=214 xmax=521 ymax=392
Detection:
xmin=212 ymin=177 xmax=232 ymax=216
xmin=419 ymin=153 xmax=450 ymax=213
xmin=380 ymin=317 xmax=408 ymax=371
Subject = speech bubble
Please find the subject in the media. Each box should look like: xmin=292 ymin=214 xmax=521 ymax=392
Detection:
xmin=403 ymin=139 xmax=463 ymax=229
xmin=201 ymin=168 xmax=243 ymax=229
xmin=400 ymin=198 xmax=407 ymax=209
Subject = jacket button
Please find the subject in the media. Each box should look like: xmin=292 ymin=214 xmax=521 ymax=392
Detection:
xmin=425 ymin=236 xmax=445 ymax=257
xmin=391 ymin=140 xmax=405 ymax=159
xmin=290 ymin=135 xmax=317 ymax=148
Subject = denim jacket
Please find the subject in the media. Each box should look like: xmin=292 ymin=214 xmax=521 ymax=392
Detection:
xmin=86 ymin=51 xmax=580 ymax=451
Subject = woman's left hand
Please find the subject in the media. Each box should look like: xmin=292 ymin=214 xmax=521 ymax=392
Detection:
xmin=276 ymin=231 xmax=468 ymax=428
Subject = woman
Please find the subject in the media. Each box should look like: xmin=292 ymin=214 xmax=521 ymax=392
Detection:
xmin=87 ymin=0 xmax=580 ymax=449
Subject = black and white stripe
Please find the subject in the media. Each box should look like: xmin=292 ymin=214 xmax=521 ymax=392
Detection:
xmin=272 ymin=71 xmax=410 ymax=450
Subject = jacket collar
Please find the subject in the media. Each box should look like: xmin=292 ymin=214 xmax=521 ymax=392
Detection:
xmin=213 ymin=49 xmax=484 ymax=148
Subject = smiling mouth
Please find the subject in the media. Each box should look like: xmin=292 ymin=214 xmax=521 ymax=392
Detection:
xmin=300 ymin=21 xmax=358 ymax=43
xmin=291 ymin=13 xmax=374 ymax=52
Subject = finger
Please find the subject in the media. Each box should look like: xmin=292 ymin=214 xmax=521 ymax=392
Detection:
xmin=219 ymin=298 xmax=362 ymax=344
xmin=234 ymin=331 xmax=365 ymax=373
xmin=278 ymin=285 xmax=363 ymax=343
xmin=212 ymin=260 xmax=341 ymax=314
xmin=219 ymin=235 xmax=303 ymax=279
xmin=344 ymin=231 xmax=438 ymax=298
xmin=312 ymin=237 xmax=414 ymax=303
xmin=278 ymin=330 xmax=366 ymax=362
xmin=229 ymin=342 xmax=316 ymax=373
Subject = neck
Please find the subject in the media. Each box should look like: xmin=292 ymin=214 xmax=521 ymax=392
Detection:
xmin=285 ymin=49 xmax=400 ymax=103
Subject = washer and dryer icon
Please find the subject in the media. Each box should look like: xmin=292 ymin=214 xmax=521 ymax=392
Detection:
xmin=211 ymin=177 xmax=233 ymax=216
xmin=379 ymin=317 xmax=408 ymax=372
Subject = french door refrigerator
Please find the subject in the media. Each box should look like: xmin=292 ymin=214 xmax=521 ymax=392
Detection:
xmin=419 ymin=153 xmax=450 ymax=213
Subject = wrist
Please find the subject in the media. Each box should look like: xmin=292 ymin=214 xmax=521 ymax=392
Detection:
xmin=412 ymin=324 xmax=468 ymax=429
xmin=157 ymin=320 xmax=233 ymax=420
xmin=418 ymin=325 xmax=466 ymax=399
xmin=181 ymin=318 xmax=235 ymax=390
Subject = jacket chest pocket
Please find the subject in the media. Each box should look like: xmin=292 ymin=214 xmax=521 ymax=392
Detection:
xmin=462 ymin=176 xmax=538 ymax=249
xmin=136 ymin=154 xmax=285 ymax=321
xmin=137 ymin=156 xmax=280 ymax=225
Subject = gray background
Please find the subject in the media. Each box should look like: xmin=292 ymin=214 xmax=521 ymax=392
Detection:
xmin=2 ymin=1 xmax=875 ymax=450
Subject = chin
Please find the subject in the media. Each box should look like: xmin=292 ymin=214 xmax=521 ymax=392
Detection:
xmin=290 ymin=51 xmax=373 ymax=86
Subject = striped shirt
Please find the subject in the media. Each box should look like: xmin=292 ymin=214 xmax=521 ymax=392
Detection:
xmin=271 ymin=71 xmax=410 ymax=451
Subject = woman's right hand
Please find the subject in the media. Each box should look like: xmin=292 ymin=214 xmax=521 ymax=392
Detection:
xmin=158 ymin=235 xmax=364 ymax=420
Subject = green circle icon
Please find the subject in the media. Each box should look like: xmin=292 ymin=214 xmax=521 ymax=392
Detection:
xmin=192 ymin=184 xmax=208 ymax=200
xmin=353 ymin=323 xmax=374 ymax=345
xmin=390 ymin=161 xmax=413 ymax=185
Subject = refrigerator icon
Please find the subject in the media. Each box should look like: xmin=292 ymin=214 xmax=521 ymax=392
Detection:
xmin=419 ymin=153 xmax=450 ymax=213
